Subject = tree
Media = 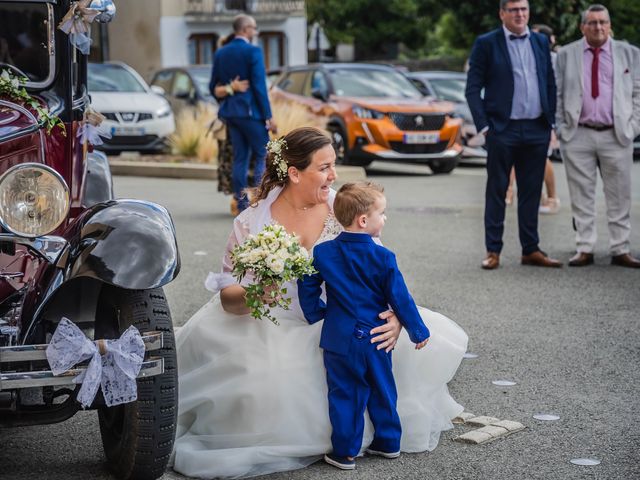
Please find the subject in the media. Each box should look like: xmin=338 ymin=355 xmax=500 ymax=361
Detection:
xmin=306 ymin=1 xmax=640 ymax=62
xmin=306 ymin=0 xmax=445 ymax=59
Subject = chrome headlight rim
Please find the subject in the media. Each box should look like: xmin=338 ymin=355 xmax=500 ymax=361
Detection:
xmin=0 ymin=163 xmax=71 ymax=239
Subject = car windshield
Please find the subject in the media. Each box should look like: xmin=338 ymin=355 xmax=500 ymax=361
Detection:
xmin=429 ymin=78 xmax=467 ymax=103
xmin=330 ymin=68 xmax=422 ymax=99
xmin=88 ymin=64 xmax=147 ymax=92
xmin=0 ymin=2 xmax=53 ymax=85
xmin=190 ymin=68 xmax=212 ymax=96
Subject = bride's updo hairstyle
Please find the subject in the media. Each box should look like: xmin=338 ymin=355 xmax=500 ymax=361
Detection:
xmin=251 ymin=127 xmax=332 ymax=203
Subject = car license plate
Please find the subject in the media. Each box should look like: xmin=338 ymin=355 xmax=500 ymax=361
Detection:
xmin=403 ymin=133 xmax=439 ymax=144
xmin=111 ymin=126 xmax=146 ymax=136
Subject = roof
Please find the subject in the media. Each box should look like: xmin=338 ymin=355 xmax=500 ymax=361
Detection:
xmin=283 ymin=63 xmax=401 ymax=72
xmin=408 ymin=71 xmax=467 ymax=79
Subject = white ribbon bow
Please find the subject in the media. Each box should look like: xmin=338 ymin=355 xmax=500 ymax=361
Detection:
xmin=77 ymin=109 xmax=112 ymax=146
xmin=46 ymin=317 xmax=145 ymax=408
xmin=57 ymin=0 xmax=100 ymax=55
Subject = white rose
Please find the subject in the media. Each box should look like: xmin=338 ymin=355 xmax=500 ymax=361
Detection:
xmin=266 ymin=255 xmax=285 ymax=274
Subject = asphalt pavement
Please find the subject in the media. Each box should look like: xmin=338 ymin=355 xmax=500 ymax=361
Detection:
xmin=1 ymin=161 xmax=638 ymax=480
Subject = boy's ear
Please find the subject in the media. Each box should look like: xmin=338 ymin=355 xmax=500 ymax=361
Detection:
xmin=357 ymin=214 xmax=367 ymax=228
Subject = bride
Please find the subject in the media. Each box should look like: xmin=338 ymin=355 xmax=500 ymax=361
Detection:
xmin=172 ymin=127 xmax=468 ymax=479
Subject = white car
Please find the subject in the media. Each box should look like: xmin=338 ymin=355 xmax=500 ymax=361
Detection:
xmin=89 ymin=62 xmax=175 ymax=152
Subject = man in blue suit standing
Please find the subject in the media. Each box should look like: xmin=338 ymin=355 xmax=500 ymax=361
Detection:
xmin=466 ymin=0 xmax=562 ymax=269
xmin=210 ymin=15 xmax=276 ymax=212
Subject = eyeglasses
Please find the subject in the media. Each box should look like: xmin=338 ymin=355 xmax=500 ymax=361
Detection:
xmin=585 ymin=20 xmax=610 ymax=27
xmin=504 ymin=7 xmax=528 ymax=14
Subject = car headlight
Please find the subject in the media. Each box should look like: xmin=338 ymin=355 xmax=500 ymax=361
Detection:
xmin=352 ymin=106 xmax=385 ymax=120
xmin=157 ymin=105 xmax=172 ymax=118
xmin=0 ymin=164 xmax=70 ymax=238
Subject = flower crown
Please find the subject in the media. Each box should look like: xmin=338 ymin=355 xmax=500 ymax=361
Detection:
xmin=267 ymin=138 xmax=288 ymax=180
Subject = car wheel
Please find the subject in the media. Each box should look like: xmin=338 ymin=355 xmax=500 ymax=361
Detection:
xmin=328 ymin=125 xmax=349 ymax=164
xmin=96 ymin=286 xmax=177 ymax=480
xmin=429 ymin=157 xmax=458 ymax=174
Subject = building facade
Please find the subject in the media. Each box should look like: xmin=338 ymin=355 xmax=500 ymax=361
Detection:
xmin=106 ymin=0 xmax=307 ymax=80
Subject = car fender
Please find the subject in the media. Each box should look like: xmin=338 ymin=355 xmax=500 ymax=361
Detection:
xmin=83 ymin=150 xmax=114 ymax=206
xmin=62 ymin=199 xmax=180 ymax=289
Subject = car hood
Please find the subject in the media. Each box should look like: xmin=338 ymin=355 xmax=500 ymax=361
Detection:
xmin=90 ymin=92 xmax=169 ymax=113
xmin=340 ymin=96 xmax=455 ymax=113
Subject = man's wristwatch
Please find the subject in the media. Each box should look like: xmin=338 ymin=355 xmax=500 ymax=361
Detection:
xmin=225 ymin=83 xmax=234 ymax=96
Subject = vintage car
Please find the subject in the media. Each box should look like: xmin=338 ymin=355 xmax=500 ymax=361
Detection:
xmin=270 ymin=63 xmax=464 ymax=174
xmin=0 ymin=1 xmax=180 ymax=479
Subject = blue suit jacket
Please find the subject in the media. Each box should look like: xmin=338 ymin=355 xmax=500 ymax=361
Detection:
xmin=465 ymin=28 xmax=556 ymax=133
xmin=209 ymin=38 xmax=272 ymax=121
xmin=298 ymin=232 xmax=430 ymax=355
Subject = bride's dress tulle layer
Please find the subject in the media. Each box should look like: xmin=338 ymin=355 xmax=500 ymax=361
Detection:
xmin=173 ymin=294 xmax=468 ymax=479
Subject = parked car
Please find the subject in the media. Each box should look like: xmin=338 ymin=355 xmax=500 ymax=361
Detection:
xmin=408 ymin=71 xmax=487 ymax=163
xmin=89 ymin=61 xmax=175 ymax=153
xmin=270 ymin=63 xmax=463 ymax=174
xmin=150 ymin=65 xmax=217 ymax=114
xmin=0 ymin=1 xmax=179 ymax=479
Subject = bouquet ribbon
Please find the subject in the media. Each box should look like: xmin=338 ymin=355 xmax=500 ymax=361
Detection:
xmin=46 ymin=318 xmax=145 ymax=408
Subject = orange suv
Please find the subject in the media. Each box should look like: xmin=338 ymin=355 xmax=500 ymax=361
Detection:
xmin=270 ymin=63 xmax=463 ymax=173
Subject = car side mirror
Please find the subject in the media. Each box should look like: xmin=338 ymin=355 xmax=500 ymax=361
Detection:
xmin=311 ymin=88 xmax=328 ymax=102
xmin=174 ymin=90 xmax=190 ymax=100
xmin=150 ymin=85 xmax=165 ymax=96
xmin=89 ymin=0 xmax=116 ymax=23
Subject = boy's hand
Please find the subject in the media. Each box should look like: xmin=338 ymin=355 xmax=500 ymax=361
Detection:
xmin=415 ymin=338 xmax=429 ymax=350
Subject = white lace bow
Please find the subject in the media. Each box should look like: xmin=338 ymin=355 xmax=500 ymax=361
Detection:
xmin=46 ymin=318 xmax=145 ymax=408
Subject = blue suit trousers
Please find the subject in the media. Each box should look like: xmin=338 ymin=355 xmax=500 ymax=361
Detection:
xmin=323 ymin=334 xmax=401 ymax=458
xmin=485 ymin=117 xmax=550 ymax=255
xmin=226 ymin=117 xmax=269 ymax=211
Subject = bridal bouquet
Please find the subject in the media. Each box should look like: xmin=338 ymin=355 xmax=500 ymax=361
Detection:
xmin=231 ymin=224 xmax=316 ymax=325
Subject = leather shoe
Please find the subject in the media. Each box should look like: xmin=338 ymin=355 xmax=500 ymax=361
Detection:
xmin=481 ymin=252 xmax=500 ymax=270
xmin=611 ymin=253 xmax=640 ymax=268
xmin=521 ymin=250 xmax=562 ymax=268
xmin=568 ymin=252 xmax=594 ymax=267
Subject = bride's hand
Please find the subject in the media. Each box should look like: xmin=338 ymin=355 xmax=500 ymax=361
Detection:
xmin=370 ymin=310 xmax=402 ymax=353
xmin=260 ymin=284 xmax=282 ymax=307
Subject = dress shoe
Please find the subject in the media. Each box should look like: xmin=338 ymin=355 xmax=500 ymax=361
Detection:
xmin=481 ymin=252 xmax=500 ymax=270
xmin=611 ymin=253 xmax=640 ymax=268
xmin=521 ymin=250 xmax=562 ymax=268
xmin=568 ymin=252 xmax=594 ymax=267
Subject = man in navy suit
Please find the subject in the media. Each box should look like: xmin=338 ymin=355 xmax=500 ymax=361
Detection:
xmin=466 ymin=0 xmax=562 ymax=269
xmin=298 ymin=182 xmax=429 ymax=470
xmin=210 ymin=15 xmax=276 ymax=212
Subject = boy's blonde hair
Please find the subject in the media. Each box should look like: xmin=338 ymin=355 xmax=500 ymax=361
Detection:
xmin=334 ymin=181 xmax=385 ymax=228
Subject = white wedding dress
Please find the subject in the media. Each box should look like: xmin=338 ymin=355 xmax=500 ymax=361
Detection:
xmin=172 ymin=187 xmax=468 ymax=479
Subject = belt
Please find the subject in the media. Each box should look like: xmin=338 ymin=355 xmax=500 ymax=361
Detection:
xmin=578 ymin=123 xmax=613 ymax=131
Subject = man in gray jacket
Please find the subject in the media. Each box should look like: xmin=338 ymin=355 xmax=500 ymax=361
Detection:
xmin=555 ymin=4 xmax=640 ymax=268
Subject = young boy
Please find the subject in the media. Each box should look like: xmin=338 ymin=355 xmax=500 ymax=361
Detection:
xmin=298 ymin=181 xmax=430 ymax=470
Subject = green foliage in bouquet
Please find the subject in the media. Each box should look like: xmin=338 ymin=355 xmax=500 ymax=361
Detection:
xmin=231 ymin=224 xmax=317 ymax=325
xmin=0 ymin=70 xmax=66 ymax=136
